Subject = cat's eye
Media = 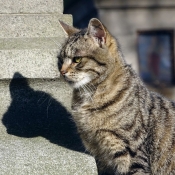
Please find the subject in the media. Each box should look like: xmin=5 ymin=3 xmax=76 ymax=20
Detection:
xmin=73 ymin=57 xmax=82 ymax=63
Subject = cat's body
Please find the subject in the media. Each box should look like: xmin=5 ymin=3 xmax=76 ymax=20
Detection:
xmin=59 ymin=19 xmax=175 ymax=175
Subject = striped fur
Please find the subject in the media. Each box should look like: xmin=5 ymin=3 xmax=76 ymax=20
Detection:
xmin=59 ymin=18 xmax=175 ymax=175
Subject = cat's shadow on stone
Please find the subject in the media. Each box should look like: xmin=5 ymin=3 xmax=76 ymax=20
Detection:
xmin=2 ymin=72 xmax=85 ymax=153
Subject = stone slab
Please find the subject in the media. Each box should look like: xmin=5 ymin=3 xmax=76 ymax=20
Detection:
xmin=0 ymin=77 xmax=97 ymax=175
xmin=0 ymin=0 xmax=63 ymax=14
xmin=0 ymin=49 xmax=60 ymax=79
xmin=0 ymin=37 xmax=65 ymax=80
xmin=0 ymin=14 xmax=72 ymax=38
xmin=0 ymin=37 xmax=64 ymax=50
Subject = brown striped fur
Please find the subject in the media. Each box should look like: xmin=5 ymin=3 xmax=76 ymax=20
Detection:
xmin=58 ymin=18 xmax=175 ymax=175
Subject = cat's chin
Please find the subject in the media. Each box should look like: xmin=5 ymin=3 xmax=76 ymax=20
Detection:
xmin=71 ymin=77 xmax=91 ymax=89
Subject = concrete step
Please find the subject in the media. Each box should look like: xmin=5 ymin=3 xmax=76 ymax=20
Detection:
xmin=0 ymin=37 xmax=66 ymax=79
xmin=0 ymin=0 xmax=63 ymax=14
xmin=0 ymin=0 xmax=97 ymax=174
xmin=0 ymin=13 xmax=72 ymax=79
xmin=0 ymin=37 xmax=64 ymax=50
xmin=0 ymin=14 xmax=72 ymax=38
xmin=0 ymin=48 xmax=59 ymax=79
xmin=0 ymin=77 xmax=97 ymax=175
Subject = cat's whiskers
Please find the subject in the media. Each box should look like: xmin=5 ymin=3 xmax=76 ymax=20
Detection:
xmin=81 ymin=85 xmax=89 ymax=96
xmin=87 ymin=84 xmax=95 ymax=94
xmin=89 ymin=83 xmax=96 ymax=92
xmin=84 ymin=84 xmax=93 ymax=95
xmin=84 ymin=85 xmax=94 ymax=102
xmin=80 ymin=85 xmax=93 ymax=102
xmin=78 ymin=87 xmax=83 ymax=96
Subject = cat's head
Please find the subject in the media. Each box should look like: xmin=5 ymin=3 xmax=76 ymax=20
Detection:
xmin=58 ymin=18 xmax=120 ymax=89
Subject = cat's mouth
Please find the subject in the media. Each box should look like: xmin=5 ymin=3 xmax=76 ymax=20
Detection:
xmin=64 ymin=77 xmax=75 ymax=85
xmin=64 ymin=76 xmax=78 ymax=87
xmin=64 ymin=76 xmax=91 ymax=89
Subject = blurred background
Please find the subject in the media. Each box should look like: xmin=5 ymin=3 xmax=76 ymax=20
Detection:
xmin=64 ymin=0 xmax=175 ymax=100
xmin=64 ymin=0 xmax=98 ymax=28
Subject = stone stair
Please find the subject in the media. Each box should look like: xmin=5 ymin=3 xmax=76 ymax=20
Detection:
xmin=0 ymin=0 xmax=97 ymax=174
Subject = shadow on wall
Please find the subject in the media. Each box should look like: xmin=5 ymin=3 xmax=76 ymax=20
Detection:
xmin=2 ymin=72 xmax=85 ymax=153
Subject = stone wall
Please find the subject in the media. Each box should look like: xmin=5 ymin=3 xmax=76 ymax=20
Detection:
xmin=0 ymin=0 xmax=97 ymax=174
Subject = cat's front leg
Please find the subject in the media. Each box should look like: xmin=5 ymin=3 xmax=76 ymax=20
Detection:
xmin=95 ymin=159 xmax=117 ymax=175
xmin=95 ymin=129 xmax=131 ymax=175
xmin=127 ymin=164 xmax=151 ymax=175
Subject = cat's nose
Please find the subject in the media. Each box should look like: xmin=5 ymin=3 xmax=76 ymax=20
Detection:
xmin=60 ymin=69 xmax=67 ymax=75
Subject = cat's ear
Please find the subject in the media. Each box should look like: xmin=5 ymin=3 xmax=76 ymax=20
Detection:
xmin=87 ymin=18 xmax=106 ymax=46
xmin=59 ymin=21 xmax=79 ymax=36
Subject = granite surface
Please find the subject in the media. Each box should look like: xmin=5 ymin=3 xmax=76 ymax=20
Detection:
xmin=0 ymin=0 xmax=63 ymax=14
xmin=0 ymin=77 xmax=97 ymax=175
xmin=0 ymin=0 xmax=98 ymax=174
xmin=0 ymin=14 xmax=72 ymax=38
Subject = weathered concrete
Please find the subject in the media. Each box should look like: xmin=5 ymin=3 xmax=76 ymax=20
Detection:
xmin=0 ymin=0 xmax=97 ymax=174
xmin=0 ymin=77 xmax=97 ymax=175
xmin=0 ymin=49 xmax=59 ymax=79
xmin=0 ymin=0 xmax=63 ymax=14
xmin=0 ymin=14 xmax=71 ymax=38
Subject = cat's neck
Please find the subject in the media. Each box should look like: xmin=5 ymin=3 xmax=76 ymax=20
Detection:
xmin=72 ymin=66 xmax=129 ymax=112
xmin=96 ymin=62 xmax=128 ymax=95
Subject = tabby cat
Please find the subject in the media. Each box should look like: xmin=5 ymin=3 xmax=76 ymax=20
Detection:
xmin=58 ymin=18 xmax=175 ymax=175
